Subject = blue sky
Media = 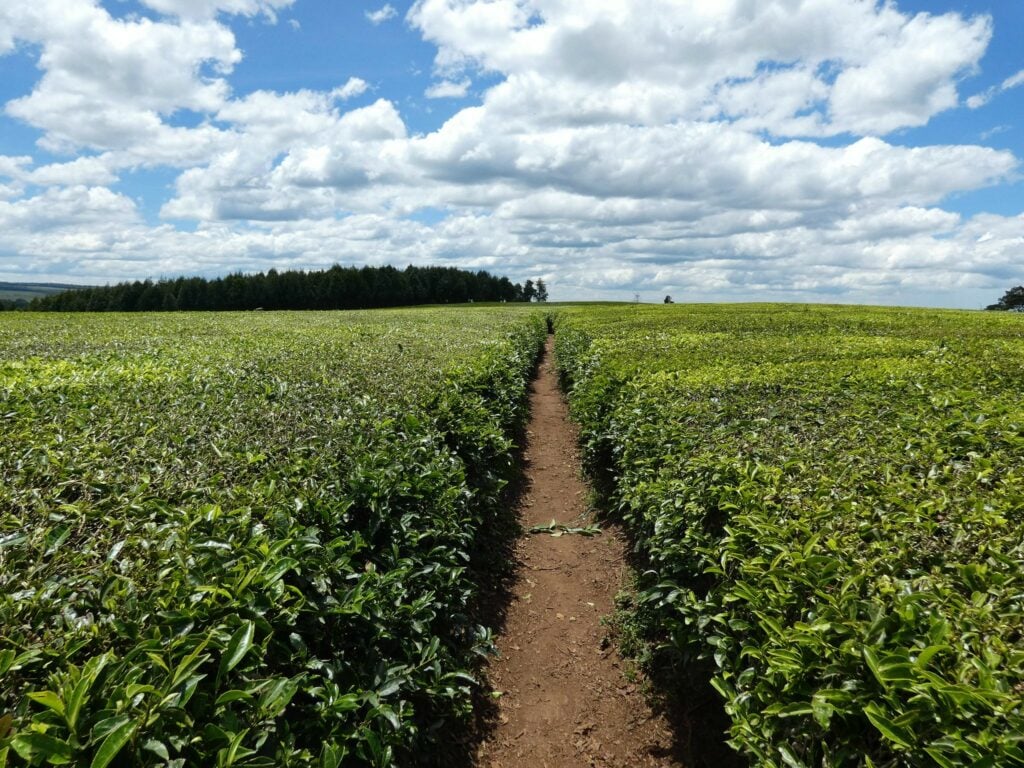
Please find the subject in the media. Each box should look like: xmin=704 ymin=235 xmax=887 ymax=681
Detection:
xmin=892 ymin=0 xmax=1023 ymax=215
xmin=0 ymin=0 xmax=1022 ymax=307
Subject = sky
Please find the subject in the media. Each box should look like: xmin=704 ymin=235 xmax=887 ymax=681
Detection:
xmin=0 ymin=0 xmax=1022 ymax=307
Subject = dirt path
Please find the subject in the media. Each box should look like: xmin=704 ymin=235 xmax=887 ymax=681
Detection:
xmin=474 ymin=337 xmax=685 ymax=768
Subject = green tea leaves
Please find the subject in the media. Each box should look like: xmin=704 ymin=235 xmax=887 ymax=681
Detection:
xmin=27 ymin=692 xmax=65 ymax=718
xmin=863 ymin=703 xmax=915 ymax=750
xmin=11 ymin=732 xmax=74 ymax=765
xmin=555 ymin=304 xmax=1024 ymax=767
xmin=89 ymin=718 xmax=138 ymax=768
xmin=218 ymin=621 xmax=256 ymax=680
xmin=0 ymin=308 xmax=547 ymax=766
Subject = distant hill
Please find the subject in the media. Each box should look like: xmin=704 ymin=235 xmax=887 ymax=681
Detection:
xmin=0 ymin=281 xmax=91 ymax=304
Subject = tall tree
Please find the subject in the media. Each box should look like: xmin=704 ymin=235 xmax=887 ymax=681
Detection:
xmin=535 ymin=278 xmax=548 ymax=302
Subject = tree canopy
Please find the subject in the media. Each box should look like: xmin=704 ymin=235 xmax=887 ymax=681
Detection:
xmin=29 ymin=264 xmax=540 ymax=312
xmin=985 ymin=286 xmax=1024 ymax=311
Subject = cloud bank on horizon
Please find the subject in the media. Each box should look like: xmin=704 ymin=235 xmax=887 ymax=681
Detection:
xmin=0 ymin=0 xmax=1022 ymax=306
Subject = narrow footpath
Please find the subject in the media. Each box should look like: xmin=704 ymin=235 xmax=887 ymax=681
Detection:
xmin=475 ymin=337 xmax=685 ymax=768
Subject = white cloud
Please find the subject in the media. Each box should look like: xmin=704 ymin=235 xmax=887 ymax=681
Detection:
xmin=409 ymin=0 xmax=990 ymax=137
xmin=162 ymin=97 xmax=408 ymax=221
xmin=138 ymin=0 xmax=295 ymax=21
xmin=0 ymin=185 xmax=139 ymax=234
xmin=402 ymin=119 xmax=1013 ymax=211
xmin=967 ymin=67 xmax=1024 ymax=109
xmin=332 ymin=77 xmax=369 ymax=101
xmin=27 ymin=156 xmax=119 ymax=187
xmin=2 ymin=1 xmax=239 ymax=157
xmin=1003 ymin=69 xmax=1024 ymax=90
xmin=0 ymin=156 xmax=33 ymax=178
xmin=827 ymin=12 xmax=989 ymax=134
xmin=365 ymin=4 xmax=397 ymax=25
xmin=425 ymin=79 xmax=471 ymax=99
xmin=967 ymin=91 xmax=993 ymax=110
xmin=980 ymin=125 xmax=1010 ymax=141
xmin=0 ymin=154 xmax=119 ymax=188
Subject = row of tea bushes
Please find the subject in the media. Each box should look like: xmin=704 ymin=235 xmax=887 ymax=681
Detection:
xmin=555 ymin=304 xmax=1024 ymax=767
xmin=0 ymin=308 xmax=546 ymax=767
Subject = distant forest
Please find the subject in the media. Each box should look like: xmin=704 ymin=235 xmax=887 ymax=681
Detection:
xmin=24 ymin=265 xmax=548 ymax=312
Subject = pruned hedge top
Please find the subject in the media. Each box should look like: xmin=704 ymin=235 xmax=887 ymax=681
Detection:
xmin=0 ymin=307 xmax=547 ymax=768
xmin=554 ymin=303 xmax=1024 ymax=768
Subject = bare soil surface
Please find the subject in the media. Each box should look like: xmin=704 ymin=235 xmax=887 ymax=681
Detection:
xmin=474 ymin=337 xmax=686 ymax=768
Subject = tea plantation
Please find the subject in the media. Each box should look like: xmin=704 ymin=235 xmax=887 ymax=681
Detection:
xmin=0 ymin=308 xmax=545 ymax=767
xmin=2 ymin=303 xmax=1022 ymax=767
xmin=554 ymin=304 xmax=1024 ymax=767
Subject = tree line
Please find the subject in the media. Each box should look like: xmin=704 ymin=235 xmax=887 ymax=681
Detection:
xmin=26 ymin=265 xmax=549 ymax=312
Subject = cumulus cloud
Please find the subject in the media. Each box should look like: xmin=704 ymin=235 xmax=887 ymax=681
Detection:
xmin=425 ymin=79 xmax=471 ymax=99
xmin=0 ymin=153 xmax=119 ymax=188
xmin=161 ymin=96 xmax=408 ymax=221
xmin=332 ymin=77 xmax=369 ymax=101
xmin=0 ymin=156 xmax=33 ymax=178
xmin=1 ymin=1 xmax=239 ymax=158
xmin=826 ymin=12 xmax=989 ymax=134
xmin=0 ymin=0 xmax=1021 ymax=307
xmin=365 ymin=4 xmax=397 ymax=25
xmin=408 ymin=0 xmax=991 ymax=137
xmin=0 ymin=185 xmax=139 ymax=234
xmin=26 ymin=156 xmax=120 ymax=187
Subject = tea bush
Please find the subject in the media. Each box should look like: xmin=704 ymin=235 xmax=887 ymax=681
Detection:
xmin=0 ymin=308 xmax=546 ymax=767
xmin=555 ymin=304 xmax=1024 ymax=767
